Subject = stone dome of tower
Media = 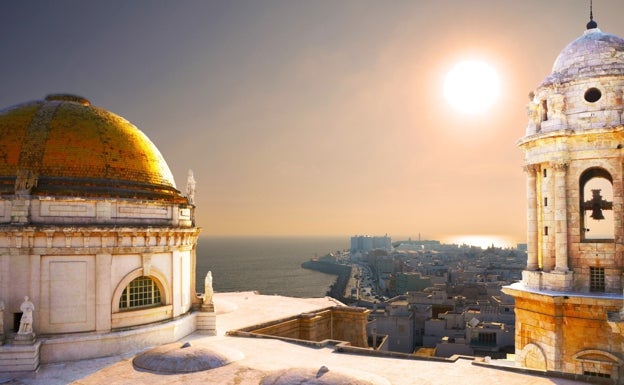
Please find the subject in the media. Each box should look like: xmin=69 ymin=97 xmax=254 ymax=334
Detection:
xmin=525 ymin=24 xmax=624 ymax=136
xmin=0 ymin=94 xmax=186 ymax=203
xmin=542 ymin=27 xmax=624 ymax=86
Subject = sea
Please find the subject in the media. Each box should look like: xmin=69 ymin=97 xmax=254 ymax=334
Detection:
xmin=195 ymin=236 xmax=349 ymax=298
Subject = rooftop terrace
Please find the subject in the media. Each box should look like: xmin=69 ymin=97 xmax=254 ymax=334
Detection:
xmin=1 ymin=291 xmax=592 ymax=385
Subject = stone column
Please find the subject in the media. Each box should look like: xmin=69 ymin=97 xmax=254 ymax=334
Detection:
xmin=554 ymin=162 xmax=569 ymax=272
xmin=191 ymin=236 xmax=202 ymax=309
xmin=525 ymin=164 xmax=539 ymax=270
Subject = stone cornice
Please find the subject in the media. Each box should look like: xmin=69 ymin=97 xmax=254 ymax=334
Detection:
xmin=517 ymin=124 xmax=624 ymax=148
xmin=0 ymin=226 xmax=200 ymax=255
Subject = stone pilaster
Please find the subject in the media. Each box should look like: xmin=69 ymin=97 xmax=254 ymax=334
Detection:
xmin=29 ymin=255 xmax=40 ymax=335
xmin=525 ymin=164 xmax=539 ymax=270
xmin=553 ymin=162 xmax=569 ymax=272
xmin=95 ymin=253 xmax=112 ymax=332
xmin=0 ymin=255 xmax=7 ymax=338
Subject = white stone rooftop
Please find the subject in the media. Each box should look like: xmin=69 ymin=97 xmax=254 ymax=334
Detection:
xmin=1 ymin=291 xmax=588 ymax=385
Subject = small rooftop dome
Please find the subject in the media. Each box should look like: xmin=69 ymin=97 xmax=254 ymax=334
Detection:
xmin=132 ymin=341 xmax=244 ymax=373
xmin=260 ymin=366 xmax=389 ymax=385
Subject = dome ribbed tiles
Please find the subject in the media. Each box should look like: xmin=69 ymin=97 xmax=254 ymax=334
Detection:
xmin=0 ymin=95 xmax=185 ymax=202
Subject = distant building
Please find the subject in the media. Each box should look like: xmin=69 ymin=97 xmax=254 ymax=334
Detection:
xmin=368 ymin=299 xmax=414 ymax=354
xmin=376 ymin=255 xmax=395 ymax=275
xmin=395 ymin=239 xmax=441 ymax=251
xmin=466 ymin=321 xmax=514 ymax=357
xmin=392 ymin=272 xmax=432 ymax=295
xmin=422 ymin=306 xmax=515 ymax=358
xmin=350 ymin=235 xmax=392 ymax=254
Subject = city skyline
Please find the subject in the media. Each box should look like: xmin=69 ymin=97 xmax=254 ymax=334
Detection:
xmin=1 ymin=1 xmax=623 ymax=245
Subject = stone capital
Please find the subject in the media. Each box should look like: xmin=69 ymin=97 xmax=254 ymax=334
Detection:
xmin=551 ymin=161 xmax=568 ymax=172
xmin=523 ymin=164 xmax=540 ymax=174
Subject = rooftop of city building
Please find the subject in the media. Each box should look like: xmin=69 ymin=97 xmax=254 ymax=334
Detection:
xmin=1 ymin=291 xmax=590 ymax=385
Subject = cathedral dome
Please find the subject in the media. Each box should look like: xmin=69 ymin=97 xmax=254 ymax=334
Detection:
xmin=0 ymin=94 xmax=186 ymax=203
xmin=542 ymin=28 xmax=624 ymax=86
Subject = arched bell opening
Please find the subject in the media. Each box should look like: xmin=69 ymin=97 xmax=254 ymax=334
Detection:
xmin=580 ymin=168 xmax=614 ymax=242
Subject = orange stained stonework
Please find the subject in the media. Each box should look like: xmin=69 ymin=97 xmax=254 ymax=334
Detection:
xmin=242 ymin=307 xmax=370 ymax=348
xmin=509 ymin=288 xmax=624 ymax=375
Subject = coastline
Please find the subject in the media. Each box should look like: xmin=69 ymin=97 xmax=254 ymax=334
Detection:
xmin=196 ymin=236 xmax=349 ymax=297
xmin=301 ymin=259 xmax=352 ymax=302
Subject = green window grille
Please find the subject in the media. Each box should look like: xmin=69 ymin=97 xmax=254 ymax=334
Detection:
xmin=119 ymin=276 xmax=162 ymax=310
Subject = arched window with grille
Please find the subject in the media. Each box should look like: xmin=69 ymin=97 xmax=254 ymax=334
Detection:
xmin=119 ymin=276 xmax=162 ymax=310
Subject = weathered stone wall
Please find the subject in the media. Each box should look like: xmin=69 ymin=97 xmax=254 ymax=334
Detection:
xmin=519 ymin=129 xmax=624 ymax=293
xmin=253 ymin=318 xmax=304 ymax=340
xmin=0 ymin=196 xmax=193 ymax=227
xmin=506 ymin=285 xmax=623 ymax=379
xmin=0 ymin=226 xmax=200 ymax=336
xmin=528 ymin=77 xmax=624 ymax=135
xmin=251 ymin=307 xmax=370 ymax=348
xmin=331 ymin=307 xmax=369 ymax=348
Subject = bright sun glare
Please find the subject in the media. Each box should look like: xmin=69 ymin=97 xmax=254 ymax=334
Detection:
xmin=444 ymin=60 xmax=500 ymax=114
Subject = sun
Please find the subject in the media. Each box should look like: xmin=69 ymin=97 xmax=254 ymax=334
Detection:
xmin=443 ymin=60 xmax=500 ymax=114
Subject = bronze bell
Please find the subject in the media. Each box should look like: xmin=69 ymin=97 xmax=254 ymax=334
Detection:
xmin=591 ymin=207 xmax=605 ymax=220
xmin=585 ymin=189 xmax=611 ymax=220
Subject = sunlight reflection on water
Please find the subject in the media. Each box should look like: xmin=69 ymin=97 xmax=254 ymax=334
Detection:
xmin=442 ymin=235 xmax=517 ymax=249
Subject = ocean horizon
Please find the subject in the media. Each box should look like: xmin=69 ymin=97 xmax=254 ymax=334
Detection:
xmin=196 ymin=236 xmax=350 ymax=297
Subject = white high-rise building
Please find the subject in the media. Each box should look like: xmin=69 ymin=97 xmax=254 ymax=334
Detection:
xmin=350 ymin=235 xmax=392 ymax=254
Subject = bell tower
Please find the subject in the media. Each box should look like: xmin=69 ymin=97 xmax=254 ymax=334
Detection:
xmin=504 ymin=14 xmax=624 ymax=380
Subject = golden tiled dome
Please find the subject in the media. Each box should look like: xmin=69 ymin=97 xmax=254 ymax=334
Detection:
xmin=0 ymin=94 xmax=186 ymax=202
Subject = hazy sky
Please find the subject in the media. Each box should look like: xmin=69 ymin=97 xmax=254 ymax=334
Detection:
xmin=1 ymin=1 xmax=623 ymax=244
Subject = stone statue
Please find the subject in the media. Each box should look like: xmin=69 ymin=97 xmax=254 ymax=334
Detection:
xmin=549 ymin=93 xmax=565 ymax=119
xmin=186 ymin=169 xmax=196 ymax=205
xmin=14 ymin=169 xmax=38 ymax=195
xmin=18 ymin=296 xmax=34 ymax=335
xmin=526 ymin=101 xmax=540 ymax=134
xmin=204 ymin=271 xmax=213 ymax=305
